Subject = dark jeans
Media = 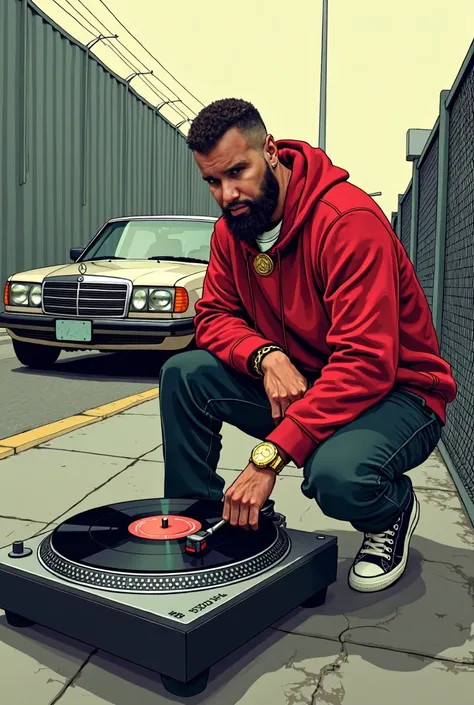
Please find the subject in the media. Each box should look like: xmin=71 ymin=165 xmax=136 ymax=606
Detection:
xmin=159 ymin=350 xmax=442 ymax=533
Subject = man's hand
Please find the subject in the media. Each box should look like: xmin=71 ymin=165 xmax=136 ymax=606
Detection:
xmin=223 ymin=464 xmax=276 ymax=530
xmin=261 ymin=351 xmax=308 ymax=424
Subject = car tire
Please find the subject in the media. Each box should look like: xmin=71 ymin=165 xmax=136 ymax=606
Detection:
xmin=12 ymin=339 xmax=61 ymax=368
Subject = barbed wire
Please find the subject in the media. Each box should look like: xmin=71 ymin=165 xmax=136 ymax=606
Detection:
xmin=74 ymin=0 xmax=199 ymax=117
xmin=59 ymin=0 xmax=189 ymax=122
xmin=49 ymin=0 xmax=201 ymax=125
xmin=97 ymin=0 xmax=205 ymax=108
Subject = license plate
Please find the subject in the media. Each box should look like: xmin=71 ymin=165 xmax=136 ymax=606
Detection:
xmin=55 ymin=319 xmax=92 ymax=342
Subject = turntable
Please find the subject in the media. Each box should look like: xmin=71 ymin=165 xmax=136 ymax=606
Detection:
xmin=0 ymin=498 xmax=338 ymax=697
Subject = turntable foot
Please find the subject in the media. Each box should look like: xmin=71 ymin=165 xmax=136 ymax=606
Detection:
xmin=4 ymin=611 xmax=36 ymax=628
xmin=161 ymin=669 xmax=209 ymax=697
xmin=301 ymin=587 xmax=328 ymax=609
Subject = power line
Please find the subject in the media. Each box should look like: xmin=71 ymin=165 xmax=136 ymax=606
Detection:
xmin=96 ymin=0 xmax=205 ymax=108
xmin=72 ymin=0 xmax=195 ymax=116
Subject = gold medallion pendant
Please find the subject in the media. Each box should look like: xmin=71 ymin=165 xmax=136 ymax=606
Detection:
xmin=253 ymin=253 xmax=274 ymax=276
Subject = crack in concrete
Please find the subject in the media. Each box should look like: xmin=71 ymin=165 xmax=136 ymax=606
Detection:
xmin=0 ymin=514 xmax=47 ymax=524
xmin=412 ymin=484 xmax=457 ymax=494
xmin=422 ymin=558 xmax=474 ymax=600
xmin=306 ymin=616 xmax=350 ymax=705
xmin=37 ymin=443 xmax=163 ymax=533
xmin=273 ymin=625 xmax=474 ymax=667
xmin=277 ymin=618 xmax=350 ymax=704
xmin=276 ymin=613 xmax=474 ymax=702
xmin=48 ymin=648 xmax=98 ymax=705
xmin=373 ymin=606 xmax=403 ymax=629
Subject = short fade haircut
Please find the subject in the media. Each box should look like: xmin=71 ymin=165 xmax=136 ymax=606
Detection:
xmin=186 ymin=98 xmax=267 ymax=155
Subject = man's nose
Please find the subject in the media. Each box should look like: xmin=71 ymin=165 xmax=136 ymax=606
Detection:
xmin=222 ymin=181 xmax=240 ymax=208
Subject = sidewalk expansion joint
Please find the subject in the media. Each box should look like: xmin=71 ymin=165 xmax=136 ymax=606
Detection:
xmin=274 ymin=625 xmax=474 ymax=667
xmin=35 ymin=446 xmax=148 ymax=460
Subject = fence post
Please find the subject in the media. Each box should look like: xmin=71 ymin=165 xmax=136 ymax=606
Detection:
xmin=406 ymin=128 xmax=431 ymax=267
xmin=396 ymin=194 xmax=403 ymax=239
xmin=19 ymin=0 xmax=29 ymax=186
xmin=409 ymin=162 xmax=419 ymax=266
xmin=81 ymin=49 xmax=90 ymax=207
xmin=432 ymin=90 xmax=451 ymax=341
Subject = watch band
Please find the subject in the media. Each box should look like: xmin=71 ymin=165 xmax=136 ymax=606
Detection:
xmin=250 ymin=441 xmax=286 ymax=474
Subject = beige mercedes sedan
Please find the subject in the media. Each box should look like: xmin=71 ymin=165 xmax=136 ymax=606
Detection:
xmin=0 ymin=215 xmax=217 ymax=369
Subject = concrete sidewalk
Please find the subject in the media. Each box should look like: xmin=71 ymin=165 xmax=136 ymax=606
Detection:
xmin=0 ymin=396 xmax=473 ymax=704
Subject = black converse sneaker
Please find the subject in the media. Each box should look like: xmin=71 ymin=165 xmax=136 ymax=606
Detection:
xmin=348 ymin=489 xmax=420 ymax=592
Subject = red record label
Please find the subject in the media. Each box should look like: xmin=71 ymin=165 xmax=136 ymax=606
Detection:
xmin=128 ymin=515 xmax=202 ymax=540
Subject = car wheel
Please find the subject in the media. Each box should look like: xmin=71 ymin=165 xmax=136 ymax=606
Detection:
xmin=12 ymin=340 xmax=61 ymax=369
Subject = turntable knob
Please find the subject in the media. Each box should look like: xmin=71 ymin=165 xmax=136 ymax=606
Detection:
xmin=161 ymin=517 xmax=169 ymax=529
xmin=8 ymin=540 xmax=32 ymax=559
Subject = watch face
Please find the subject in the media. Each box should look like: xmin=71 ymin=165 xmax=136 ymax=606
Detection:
xmin=253 ymin=443 xmax=277 ymax=464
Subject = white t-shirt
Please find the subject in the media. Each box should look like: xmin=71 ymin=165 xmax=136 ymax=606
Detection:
xmin=255 ymin=220 xmax=282 ymax=252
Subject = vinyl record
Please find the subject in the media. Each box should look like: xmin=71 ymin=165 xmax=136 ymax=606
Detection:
xmin=49 ymin=498 xmax=279 ymax=574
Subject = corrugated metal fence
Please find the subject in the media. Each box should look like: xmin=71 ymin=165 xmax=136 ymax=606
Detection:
xmin=0 ymin=0 xmax=219 ymax=293
xmin=395 ymin=40 xmax=474 ymax=525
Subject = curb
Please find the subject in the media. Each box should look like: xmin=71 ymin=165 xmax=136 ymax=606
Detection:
xmin=0 ymin=387 xmax=159 ymax=458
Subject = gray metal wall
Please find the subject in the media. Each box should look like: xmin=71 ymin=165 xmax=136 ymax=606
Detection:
xmin=394 ymin=40 xmax=474 ymax=525
xmin=0 ymin=0 xmax=219 ymax=292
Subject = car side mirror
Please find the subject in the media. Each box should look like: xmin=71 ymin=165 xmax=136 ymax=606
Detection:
xmin=70 ymin=247 xmax=85 ymax=262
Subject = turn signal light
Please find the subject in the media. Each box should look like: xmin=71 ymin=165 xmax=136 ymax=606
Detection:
xmin=174 ymin=287 xmax=189 ymax=313
xmin=3 ymin=281 xmax=10 ymax=307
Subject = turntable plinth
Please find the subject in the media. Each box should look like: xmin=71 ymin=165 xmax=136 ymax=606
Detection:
xmin=0 ymin=498 xmax=338 ymax=697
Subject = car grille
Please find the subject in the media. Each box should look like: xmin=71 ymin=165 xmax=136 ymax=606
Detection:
xmin=42 ymin=277 xmax=128 ymax=317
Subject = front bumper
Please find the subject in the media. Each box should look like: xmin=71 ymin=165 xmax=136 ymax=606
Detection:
xmin=0 ymin=311 xmax=195 ymax=348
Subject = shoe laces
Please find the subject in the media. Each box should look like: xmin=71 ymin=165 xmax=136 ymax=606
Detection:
xmin=360 ymin=527 xmax=397 ymax=559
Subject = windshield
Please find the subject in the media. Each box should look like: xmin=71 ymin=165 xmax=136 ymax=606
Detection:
xmin=81 ymin=219 xmax=215 ymax=263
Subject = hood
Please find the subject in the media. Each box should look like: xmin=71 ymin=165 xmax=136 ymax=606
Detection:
xmin=10 ymin=259 xmax=207 ymax=287
xmin=240 ymin=140 xmax=349 ymax=255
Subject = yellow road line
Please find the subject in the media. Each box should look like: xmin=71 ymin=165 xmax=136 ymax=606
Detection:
xmin=0 ymin=447 xmax=14 ymax=460
xmin=0 ymin=387 xmax=159 ymax=457
xmin=82 ymin=388 xmax=158 ymax=417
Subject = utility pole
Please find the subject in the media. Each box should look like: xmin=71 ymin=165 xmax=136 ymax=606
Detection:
xmin=318 ymin=0 xmax=329 ymax=151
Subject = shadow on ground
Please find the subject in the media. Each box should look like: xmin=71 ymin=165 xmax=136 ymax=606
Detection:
xmin=0 ymin=528 xmax=472 ymax=704
xmin=10 ymin=352 xmax=167 ymax=384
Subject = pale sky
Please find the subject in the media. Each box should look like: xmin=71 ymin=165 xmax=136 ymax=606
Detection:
xmin=34 ymin=0 xmax=473 ymax=218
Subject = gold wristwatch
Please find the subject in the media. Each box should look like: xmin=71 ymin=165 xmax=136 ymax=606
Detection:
xmin=250 ymin=441 xmax=286 ymax=474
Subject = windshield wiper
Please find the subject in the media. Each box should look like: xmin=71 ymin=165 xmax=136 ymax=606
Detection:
xmin=81 ymin=256 xmax=127 ymax=261
xmin=147 ymin=256 xmax=208 ymax=264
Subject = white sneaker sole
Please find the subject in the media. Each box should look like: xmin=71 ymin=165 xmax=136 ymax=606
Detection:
xmin=348 ymin=494 xmax=420 ymax=593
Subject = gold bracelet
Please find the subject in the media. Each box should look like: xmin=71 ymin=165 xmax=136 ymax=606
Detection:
xmin=253 ymin=345 xmax=284 ymax=376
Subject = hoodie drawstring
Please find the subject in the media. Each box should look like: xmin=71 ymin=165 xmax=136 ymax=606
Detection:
xmin=245 ymin=252 xmax=258 ymax=332
xmin=246 ymin=250 xmax=289 ymax=355
xmin=277 ymin=251 xmax=289 ymax=354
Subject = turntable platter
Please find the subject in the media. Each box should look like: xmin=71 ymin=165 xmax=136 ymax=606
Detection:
xmin=38 ymin=499 xmax=291 ymax=593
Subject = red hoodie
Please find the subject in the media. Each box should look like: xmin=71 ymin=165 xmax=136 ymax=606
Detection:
xmin=193 ymin=140 xmax=456 ymax=468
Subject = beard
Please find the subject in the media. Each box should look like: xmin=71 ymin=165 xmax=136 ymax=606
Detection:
xmin=221 ymin=161 xmax=280 ymax=243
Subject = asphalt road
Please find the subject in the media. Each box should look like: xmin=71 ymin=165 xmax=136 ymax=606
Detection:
xmin=0 ymin=333 xmax=163 ymax=439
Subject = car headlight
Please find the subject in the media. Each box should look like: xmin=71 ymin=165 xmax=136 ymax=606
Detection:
xmin=130 ymin=287 xmax=189 ymax=313
xmin=30 ymin=284 xmax=42 ymax=306
xmin=131 ymin=288 xmax=148 ymax=311
xmin=9 ymin=282 xmax=42 ymax=307
xmin=149 ymin=289 xmax=172 ymax=311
